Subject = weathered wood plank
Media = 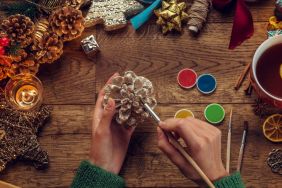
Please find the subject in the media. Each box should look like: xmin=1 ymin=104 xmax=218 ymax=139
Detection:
xmin=95 ymin=22 xmax=269 ymax=104
xmin=1 ymin=104 xmax=281 ymax=187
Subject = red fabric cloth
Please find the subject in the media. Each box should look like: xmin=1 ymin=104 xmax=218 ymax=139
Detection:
xmin=212 ymin=0 xmax=254 ymax=49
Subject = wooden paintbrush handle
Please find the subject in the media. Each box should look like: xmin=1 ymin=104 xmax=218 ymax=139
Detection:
xmin=164 ymin=132 xmax=216 ymax=188
xmin=226 ymin=132 xmax=231 ymax=173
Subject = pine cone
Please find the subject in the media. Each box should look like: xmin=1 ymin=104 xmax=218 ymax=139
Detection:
xmin=103 ymin=71 xmax=157 ymax=127
xmin=49 ymin=6 xmax=84 ymax=41
xmin=31 ymin=32 xmax=63 ymax=64
xmin=1 ymin=14 xmax=35 ymax=47
xmin=8 ymin=49 xmax=39 ymax=77
xmin=11 ymin=49 xmax=28 ymax=63
xmin=0 ymin=56 xmax=12 ymax=81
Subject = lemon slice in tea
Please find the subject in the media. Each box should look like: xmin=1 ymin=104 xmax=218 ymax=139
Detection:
xmin=279 ymin=64 xmax=282 ymax=79
xmin=263 ymin=114 xmax=282 ymax=142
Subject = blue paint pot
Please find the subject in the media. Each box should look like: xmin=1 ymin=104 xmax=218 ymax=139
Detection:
xmin=196 ymin=74 xmax=217 ymax=95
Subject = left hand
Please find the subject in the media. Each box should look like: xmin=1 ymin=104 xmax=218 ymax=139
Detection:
xmin=90 ymin=73 xmax=135 ymax=174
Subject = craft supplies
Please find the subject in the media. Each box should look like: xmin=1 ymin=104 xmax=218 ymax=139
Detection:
xmin=103 ymin=71 xmax=157 ymax=127
xmin=267 ymin=149 xmax=282 ymax=175
xmin=234 ymin=63 xmax=251 ymax=90
xmin=226 ymin=108 xmax=232 ymax=173
xmin=84 ymin=0 xmax=144 ymax=31
xmin=131 ymin=0 xmax=162 ymax=30
xmin=142 ymin=101 xmax=216 ymax=188
xmin=177 ymin=68 xmax=197 ymax=89
xmin=0 ymin=97 xmax=51 ymax=172
xmin=174 ymin=109 xmax=194 ymax=119
xmin=236 ymin=121 xmax=248 ymax=172
xmin=204 ymin=103 xmax=225 ymax=124
xmin=263 ymin=114 xmax=282 ymax=142
xmin=81 ymin=35 xmax=100 ymax=58
xmin=267 ymin=30 xmax=282 ymax=38
xmin=197 ymin=74 xmax=217 ymax=94
xmin=188 ymin=0 xmax=211 ymax=34
xmin=5 ymin=74 xmax=43 ymax=111
xmin=154 ymin=0 xmax=189 ymax=34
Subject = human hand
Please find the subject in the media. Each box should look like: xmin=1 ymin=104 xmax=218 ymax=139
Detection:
xmin=157 ymin=118 xmax=228 ymax=185
xmin=90 ymin=73 xmax=135 ymax=174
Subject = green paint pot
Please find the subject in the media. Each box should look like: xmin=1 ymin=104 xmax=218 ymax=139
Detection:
xmin=204 ymin=103 xmax=225 ymax=124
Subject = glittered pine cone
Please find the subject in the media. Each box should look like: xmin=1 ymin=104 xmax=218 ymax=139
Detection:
xmin=103 ymin=71 xmax=157 ymax=127
xmin=1 ymin=14 xmax=35 ymax=47
xmin=31 ymin=32 xmax=63 ymax=64
xmin=49 ymin=6 xmax=85 ymax=42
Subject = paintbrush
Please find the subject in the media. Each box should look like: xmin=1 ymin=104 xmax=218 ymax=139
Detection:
xmin=142 ymin=101 xmax=216 ymax=188
xmin=236 ymin=121 xmax=248 ymax=172
xmin=226 ymin=108 xmax=233 ymax=174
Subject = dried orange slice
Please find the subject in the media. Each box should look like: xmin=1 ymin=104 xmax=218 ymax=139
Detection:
xmin=263 ymin=114 xmax=282 ymax=142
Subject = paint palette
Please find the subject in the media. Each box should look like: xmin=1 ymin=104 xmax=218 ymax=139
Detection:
xmin=176 ymin=69 xmax=222 ymax=124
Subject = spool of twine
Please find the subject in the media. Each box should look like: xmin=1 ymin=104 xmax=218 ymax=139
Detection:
xmin=187 ymin=0 xmax=211 ymax=34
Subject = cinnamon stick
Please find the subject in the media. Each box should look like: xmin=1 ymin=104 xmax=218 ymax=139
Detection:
xmin=234 ymin=62 xmax=251 ymax=90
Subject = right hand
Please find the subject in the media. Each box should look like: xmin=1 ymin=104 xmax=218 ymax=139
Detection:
xmin=157 ymin=118 xmax=228 ymax=185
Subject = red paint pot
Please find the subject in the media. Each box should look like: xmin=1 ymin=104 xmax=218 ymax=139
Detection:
xmin=177 ymin=68 xmax=197 ymax=89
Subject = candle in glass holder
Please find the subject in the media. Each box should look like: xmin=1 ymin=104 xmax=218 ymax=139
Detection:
xmin=5 ymin=74 xmax=43 ymax=111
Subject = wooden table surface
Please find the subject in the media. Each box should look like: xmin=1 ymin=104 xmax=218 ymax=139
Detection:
xmin=1 ymin=0 xmax=282 ymax=187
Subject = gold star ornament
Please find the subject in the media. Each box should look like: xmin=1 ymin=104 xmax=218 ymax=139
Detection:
xmin=154 ymin=0 xmax=189 ymax=34
xmin=84 ymin=0 xmax=144 ymax=31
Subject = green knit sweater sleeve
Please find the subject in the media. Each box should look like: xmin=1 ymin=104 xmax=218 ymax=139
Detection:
xmin=71 ymin=160 xmax=125 ymax=188
xmin=214 ymin=172 xmax=245 ymax=188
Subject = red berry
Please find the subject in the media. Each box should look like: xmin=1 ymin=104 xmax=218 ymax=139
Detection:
xmin=0 ymin=37 xmax=10 ymax=47
xmin=0 ymin=46 xmax=5 ymax=55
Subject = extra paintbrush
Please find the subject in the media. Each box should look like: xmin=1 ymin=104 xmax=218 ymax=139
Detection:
xmin=226 ymin=108 xmax=233 ymax=174
xmin=236 ymin=121 xmax=248 ymax=172
xmin=142 ymin=102 xmax=215 ymax=188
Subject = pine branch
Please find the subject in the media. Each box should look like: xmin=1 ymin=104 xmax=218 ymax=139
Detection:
xmin=0 ymin=1 xmax=40 ymax=21
xmin=5 ymin=44 xmax=21 ymax=56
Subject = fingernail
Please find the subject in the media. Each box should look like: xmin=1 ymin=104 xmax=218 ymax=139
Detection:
xmin=159 ymin=121 xmax=166 ymax=127
xmin=105 ymin=98 xmax=115 ymax=110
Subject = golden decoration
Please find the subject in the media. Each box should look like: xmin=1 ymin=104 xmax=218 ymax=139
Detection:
xmin=268 ymin=16 xmax=282 ymax=30
xmin=154 ymin=0 xmax=189 ymax=34
xmin=263 ymin=114 xmax=282 ymax=142
xmin=34 ymin=18 xmax=50 ymax=43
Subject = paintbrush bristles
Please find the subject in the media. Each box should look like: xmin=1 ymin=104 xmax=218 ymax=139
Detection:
xmin=244 ymin=121 xmax=249 ymax=132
